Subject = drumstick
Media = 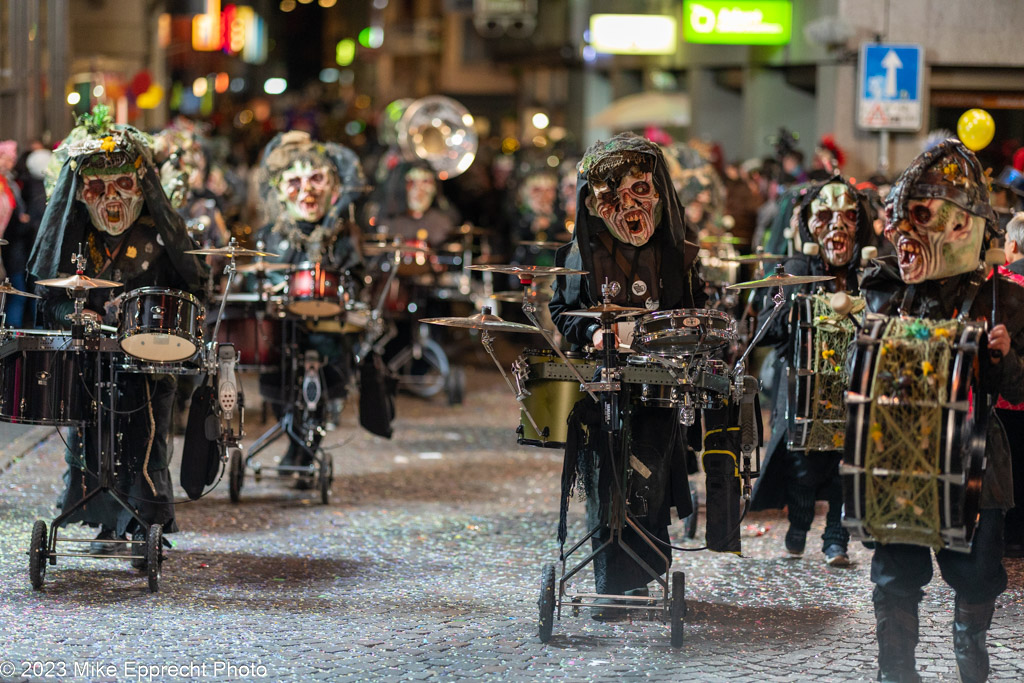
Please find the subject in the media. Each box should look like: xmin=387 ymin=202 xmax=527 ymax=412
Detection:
xmin=985 ymin=247 xmax=1004 ymax=359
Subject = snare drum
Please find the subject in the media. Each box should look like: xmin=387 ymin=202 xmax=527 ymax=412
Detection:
xmin=842 ymin=315 xmax=985 ymax=552
xmin=119 ymin=288 xmax=205 ymax=363
xmin=633 ymin=308 xmax=736 ymax=357
xmin=515 ymin=348 xmax=595 ymax=448
xmin=286 ymin=262 xmax=346 ymax=318
xmin=789 ymin=293 xmax=862 ymax=451
xmin=0 ymin=332 xmax=91 ymax=425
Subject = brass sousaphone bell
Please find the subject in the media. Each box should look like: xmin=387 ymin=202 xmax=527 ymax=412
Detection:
xmin=396 ymin=95 xmax=478 ymax=180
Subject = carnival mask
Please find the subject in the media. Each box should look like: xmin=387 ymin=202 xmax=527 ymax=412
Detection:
xmin=77 ymin=169 xmax=144 ymax=236
xmin=586 ymin=169 xmax=661 ymax=247
xmin=406 ymin=167 xmax=437 ymax=215
xmin=277 ymin=160 xmax=338 ymax=223
xmin=522 ymin=175 xmax=557 ymax=217
xmin=884 ymin=197 xmax=985 ymax=283
xmin=808 ymin=182 xmax=858 ymax=267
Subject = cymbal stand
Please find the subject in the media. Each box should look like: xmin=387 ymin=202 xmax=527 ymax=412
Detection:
xmin=475 ymin=320 xmax=544 ymax=440
xmin=557 ymin=280 xmax=671 ymax=620
xmin=518 ymin=275 xmax=598 ymax=403
xmin=733 ymin=283 xmax=785 ymax=379
xmin=354 ymin=242 xmax=404 ymax=363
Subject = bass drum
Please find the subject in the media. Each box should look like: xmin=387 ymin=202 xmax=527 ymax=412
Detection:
xmin=842 ymin=315 xmax=985 ymax=553
xmin=0 ymin=332 xmax=91 ymax=425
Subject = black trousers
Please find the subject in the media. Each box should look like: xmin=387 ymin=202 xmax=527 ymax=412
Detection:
xmin=996 ymin=408 xmax=1024 ymax=545
xmin=870 ymin=509 xmax=1007 ymax=604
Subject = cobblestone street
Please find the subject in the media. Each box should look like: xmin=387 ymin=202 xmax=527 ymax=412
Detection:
xmin=2 ymin=365 xmax=1024 ymax=682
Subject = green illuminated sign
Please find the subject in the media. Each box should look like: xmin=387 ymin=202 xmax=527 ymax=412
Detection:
xmin=683 ymin=1 xmax=792 ymax=45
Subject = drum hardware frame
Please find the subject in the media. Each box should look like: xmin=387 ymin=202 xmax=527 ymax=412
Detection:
xmin=518 ymin=278 xmax=598 ymax=403
xmin=482 ymin=330 xmax=547 ymax=443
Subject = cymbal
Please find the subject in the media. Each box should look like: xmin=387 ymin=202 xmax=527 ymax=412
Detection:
xmin=727 ymin=272 xmax=835 ymax=290
xmin=0 ymin=239 xmax=8 ymax=246
xmin=559 ymin=303 xmax=648 ymax=319
xmin=517 ymin=240 xmax=566 ymax=250
xmin=235 ymin=261 xmax=292 ymax=274
xmin=36 ymin=273 xmax=123 ymax=290
xmin=720 ymin=253 xmax=787 ymax=263
xmin=362 ymin=241 xmax=434 ymax=256
xmin=420 ymin=311 xmax=541 ymax=333
xmin=469 ymin=264 xmax=587 ymax=276
xmin=700 ymin=234 xmax=743 ymax=245
xmin=489 ymin=289 xmax=549 ymax=303
xmin=0 ymin=280 xmax=40 ymax=298
xmin=185 ymin=244 xmax=279 ymax=258
xmin=457 ymin=224 xmax=493 ymax=236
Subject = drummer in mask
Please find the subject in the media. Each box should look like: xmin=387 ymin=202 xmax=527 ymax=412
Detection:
xmin=549 ymin=133 xmax=705 ymax=620
xmin=253 ymin=131 xmax=366 ymax=483
xmin=27 ymin=107 xmax=208 ymax=558
xmin=749 ymin=175 xmax=876 ymax=568
xmin=858 ymin=139 xmax=1024 ymax=683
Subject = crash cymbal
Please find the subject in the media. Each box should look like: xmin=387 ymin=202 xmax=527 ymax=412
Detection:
xmin=720 ymin=253 xmax=788 ymax=263
xmin=36 ymin=273 xmax=123 ymax=290
xmin=421 ymin=311 xmax=541 ymax=333
xmin=517 ymin=240 xmax=567 ymax=250
xmin=559 ymin=303 xmax=648 ymax=319
xmin=489 ymin=289 xmax=549 ymax=303
xmin=235 ymin=261 xmax=293 ymax=274
xmin=362 ymin=240 xmax=434 ymax=256
xmin=469 ymin=264 xmax=587 ymax=276
xmin=727 ymin=268 xmax=835 ymax=290
xmin=0 ymin=279 xmax=40 ymax=298
xmin=185 ymin=244 xmax=279 ymax=258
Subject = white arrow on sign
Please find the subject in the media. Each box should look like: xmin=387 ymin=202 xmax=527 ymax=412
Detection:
xmin=881 ymin=49 xmax=903 ymax=98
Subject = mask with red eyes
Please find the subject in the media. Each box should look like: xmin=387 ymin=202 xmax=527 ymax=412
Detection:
xmin=585 ymin=169 xmax=661 ymax=246
xmin=884 ymin=197 xmax=985 ymax=283
xmin=277 ymin=160 xmax=339 ymax=222
xmin=807 ymin=182 xmax=858 ymax=267
xmin=76 ymin=170 xmax=144 ymax=236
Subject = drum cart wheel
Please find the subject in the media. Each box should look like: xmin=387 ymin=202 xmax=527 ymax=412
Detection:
xmin=445 ymin=365 xmax=466 ymax=405
xmin=318 ymin=452 xmax=333 ymax=505
xmin=670 ymin=570 xmax=686 ymax=648
xmin=147 ymin=524 xmax=163 ymax=593
xmin=538 ymin=563 xmax=557 ymax=643
xmin=388 ymin=336 xmax=449 ymax=399
xmin=28 ymin=520 xmax=47 ymax=590
xmin=228 ymin=447 xmax=244 ymax=503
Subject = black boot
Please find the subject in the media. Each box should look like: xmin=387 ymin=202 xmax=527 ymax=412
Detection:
xmin=873 ymin=587 xmax=922 ymax=683
xmin=953 ymin=595 xmax=995 ymax=683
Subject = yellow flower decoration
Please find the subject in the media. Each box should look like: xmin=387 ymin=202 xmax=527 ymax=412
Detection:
xmin=832 ymin=433 xmax=844 ymax=448
xmin=880 ymin=344 xmax=889 ymax=356
xmin=932 ymin=327 xmax=951 ymax=339
xmin=821 ymin=348 xmax=836 ymax=360
xmin=134 ymin=155 xmax=143 ymax=169
xmin=100 ymin=136 xmax=116 ymax=153
xmin=921 ymin=361 xmax=933 ymax=376
xmin=870 ymin=423 xmax=883 ymax=448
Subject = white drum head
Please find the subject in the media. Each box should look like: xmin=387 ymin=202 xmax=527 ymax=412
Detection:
xmin=287 ymin=300 xmax=344 ymax=318
xmin=121 ymin=333 xmax=198 ymax=362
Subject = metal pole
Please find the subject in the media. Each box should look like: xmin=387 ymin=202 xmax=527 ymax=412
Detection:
xmin=878 ymin=130 xmax=891 ymax=176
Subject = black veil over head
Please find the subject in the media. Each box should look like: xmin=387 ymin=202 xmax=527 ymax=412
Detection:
xmin=572 ymin=132 xmax=697 ymax=297
xmin=28 ymin=108 xmax=206 ymax=291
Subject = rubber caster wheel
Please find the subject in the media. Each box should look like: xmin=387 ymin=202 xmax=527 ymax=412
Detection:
xmin=228 ymin=448 xmax=243 ymax=504
xmin=445 ymin=365 xmax=466 ymax=405
xmin=318 ymin=454 xmax=333 ymax=505
xmin=131 ymin=529 xmax=147 ymax=570
xmin=147 ymin=524 xmax=163 ymax=593
xmin=538 ymin=563 xmax=556 ymax=643
xmin=670 ymin=570 xmax=686 ymax=648
xmin=570 ymin=596 xmax=581 ymax=618
xmin=29 ymin=520 xmax=47 ymax=590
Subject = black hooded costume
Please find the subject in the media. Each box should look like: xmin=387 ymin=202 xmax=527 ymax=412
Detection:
xmin=372 ymin=159 xmax=460 ymax=248
xmin=857 ymin=139 xmax=1024 ymax=683
xmin=26 ymin=120 xmax=209 ymax=537
xmin=252 ymin=132 xmax=368 ymax=465
xmin=549 ymin=133 xmax=705 ymax=597
xmin=749 ymin=177 xmax=876 ymax=558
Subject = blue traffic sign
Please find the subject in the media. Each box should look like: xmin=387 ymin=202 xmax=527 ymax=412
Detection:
xmin=858 ymin=43 xmax=924 ymax=131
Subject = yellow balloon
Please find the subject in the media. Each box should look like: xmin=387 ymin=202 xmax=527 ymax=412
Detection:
xmin=957 ymin=108 xmax=995 ymax=151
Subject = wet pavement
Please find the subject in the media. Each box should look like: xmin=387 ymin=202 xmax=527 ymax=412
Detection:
xmin=2 ymin=364 xmax=1024 ymax=682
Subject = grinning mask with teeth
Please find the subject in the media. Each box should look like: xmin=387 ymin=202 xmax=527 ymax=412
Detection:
xmin=884 ymin=197 xmax=985 ymax=283
xmin=883 ymin=139 xmax=994 ymax=284
xmin=77 ymin=167 xmax=144 ymax=236
xmin=585 ymin=167 xmax=661 ymax=246
xmin=808 ymin=182 xmax=858 ymax=266
xmin=277 ymin=159 xmax=339 ymax=223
